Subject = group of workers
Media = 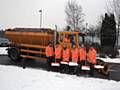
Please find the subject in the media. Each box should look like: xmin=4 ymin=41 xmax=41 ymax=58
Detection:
xmin=45 ymin=41 xmax=97 ymax=76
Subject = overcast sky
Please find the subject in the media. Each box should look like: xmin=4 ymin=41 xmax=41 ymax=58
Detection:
xmin=0 ymin=0 xmax=108 ymax=30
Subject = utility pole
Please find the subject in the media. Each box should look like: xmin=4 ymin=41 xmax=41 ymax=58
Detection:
xmin=39 ymin=9 xmax=42 ymax=28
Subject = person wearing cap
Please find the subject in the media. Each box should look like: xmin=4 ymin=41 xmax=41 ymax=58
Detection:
xmin=76 ymin=43 xmax=87 ymax=75
xmin=45 ymin=42 xmax=54 ymax=71
xmin=60 ymin=44 xmax=70 ymax=73
xmin=87 ymin=44 xmax=97 ymax=76
xmin=55 ymin=42 xmax=62 ymax=62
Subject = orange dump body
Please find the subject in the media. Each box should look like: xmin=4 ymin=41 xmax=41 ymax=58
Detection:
xmin=5 ymin=28 xmax=55 ymax=46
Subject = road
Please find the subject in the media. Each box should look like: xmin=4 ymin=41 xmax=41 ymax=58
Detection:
xmin=0 ymin=55 xmax=120 ymax=81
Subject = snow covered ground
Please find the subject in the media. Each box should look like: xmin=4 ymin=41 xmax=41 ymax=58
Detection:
xmin=97 ymin=57 xmax=120 ymax=64
xmin=0 ymin=65 xmax=120 ymax=90
xmin=0 ymin=47 xmax=7 ymax=55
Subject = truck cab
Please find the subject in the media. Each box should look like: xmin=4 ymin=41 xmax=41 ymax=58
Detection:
xmin=58 ymin=31 xmax=85 ymax=50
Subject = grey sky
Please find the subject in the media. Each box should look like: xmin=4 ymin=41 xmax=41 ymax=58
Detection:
xmin=0 ymin=0 xmax=108 ymax=30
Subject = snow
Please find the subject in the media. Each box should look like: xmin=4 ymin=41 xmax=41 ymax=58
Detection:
xmin=0 ymin=65 xmax=120 ymax=90
xmin=94 ymin=65 xmax=104 ymax=69
xmin=51 ymin=62 xmax=60 ymax=66
xmin=69 ymin=62 xmax=78 ymax=66
xmin=60 ymin=61 xmax=69 ymax=65
xmin=96 ymin=49 xmax=120 ymax=64
xmin=0 ymin=47 xmax=7 ymax=55
xmin=97 ymin=57 xmax=120 ymax=64
xmin=82 ymin=66 xmax=90 ymax=70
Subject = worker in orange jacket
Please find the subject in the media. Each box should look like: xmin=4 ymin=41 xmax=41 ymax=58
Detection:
xmin=70 ymin=45 xmax=79 ymax=74
xmin=63 ymin=35 xmax=70 ymax=43
xmin=45 ymin=42 xmax=54 ymax=71
xmin=71 ymin=45 xmax=79 ymax=63
xmin=62 ymin=44 xmax=70 ymax=62
xmin=60 ymin=44 xmax=70 ymax=73
xmin=87 ymin=44 xmax=97 ymax=76
xmin=55 ymin=42 xmax=62 ymax=62
xmin=76 ymin=43 xmax=87 ymax=75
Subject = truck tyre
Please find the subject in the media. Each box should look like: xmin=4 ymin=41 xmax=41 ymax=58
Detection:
xmin=101 ymin=62 xmax=110 ymax=76
xmin=97 ymin=59 xmax=110 ymax=76
xmin=8 ymin=48 xmax=20 ymax=61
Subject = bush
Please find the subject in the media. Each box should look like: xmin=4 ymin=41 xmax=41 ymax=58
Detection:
xmin=101 ymin=13 xmax=116 ymax=47
xmin=83 ymin=42 xmax=119 ymax=58
xmin=99 ymin=46 xmax=119 ymax=58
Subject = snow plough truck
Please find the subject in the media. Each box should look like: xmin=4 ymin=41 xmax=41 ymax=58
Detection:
xmin=5 ymin=28 xmax=110 ymax=76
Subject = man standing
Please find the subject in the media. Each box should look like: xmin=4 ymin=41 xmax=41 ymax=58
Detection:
xmin=60 ymin=44 xmax=70 ymax=73
xmin=87 ymin=44 xmax=97 ymax=76
xmin=63 ymin=35 xmax=70 ymax=43
xmin=62 ymin=44 xmax=70 ymax=62
xmin=55 ymin=42 xmax=62 ymax=62
xmin=76 ymin=43 xmax=87 ymax=75
xmin=45 ymin=42 xmax=54 ymax=71
xmin=70 ymin=45 xmax=79 ymax=74
xmin=71 ymin=45 xmax=79 ymax=63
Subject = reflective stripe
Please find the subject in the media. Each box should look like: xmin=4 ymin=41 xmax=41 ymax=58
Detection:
xmin=60 ymin=61 xmax=69 ymax=65
xmin=69 ymin=62 xmax=78 ymax=66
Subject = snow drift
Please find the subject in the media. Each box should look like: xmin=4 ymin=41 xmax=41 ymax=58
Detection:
xmin=0 ymin=47 xmax=7 ymax=55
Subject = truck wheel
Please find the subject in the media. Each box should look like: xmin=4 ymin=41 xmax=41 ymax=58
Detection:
xmin=97 ymin=59 xmax=110 ymax=76
xmin=101 ymin=63 xmax=110 ymax=76
xmin=8 ymin=48 xmax=20 ymax=61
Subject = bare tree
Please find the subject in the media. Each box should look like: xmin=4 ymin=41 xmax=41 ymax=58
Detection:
xmin=65 ymin=0 xmax=84 ymax=30
xmin=107 ymin=0 xmax=120 ymax=24
xmin=95 ymin=14 xmax=105 ymax=37
xmin=96 ymin=14 xmax=104 ymax=27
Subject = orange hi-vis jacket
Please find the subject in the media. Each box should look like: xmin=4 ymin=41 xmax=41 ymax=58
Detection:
xmin=63 ymin=37 xmax=70 ymax=43
xmin=79 ymin=47 xmax=87 ymax=61
xmin=45 ymin=46 xmax=54 ymax=57
xmin=55 ymin=45 xmax=62 ymax=59
xmin=87 ymin=47 xmax=97 ymax=64
xmin=71 ymin=48 xmax=79 ymax=62
xmin=62 ymin=48 xmax=70 ymax=62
